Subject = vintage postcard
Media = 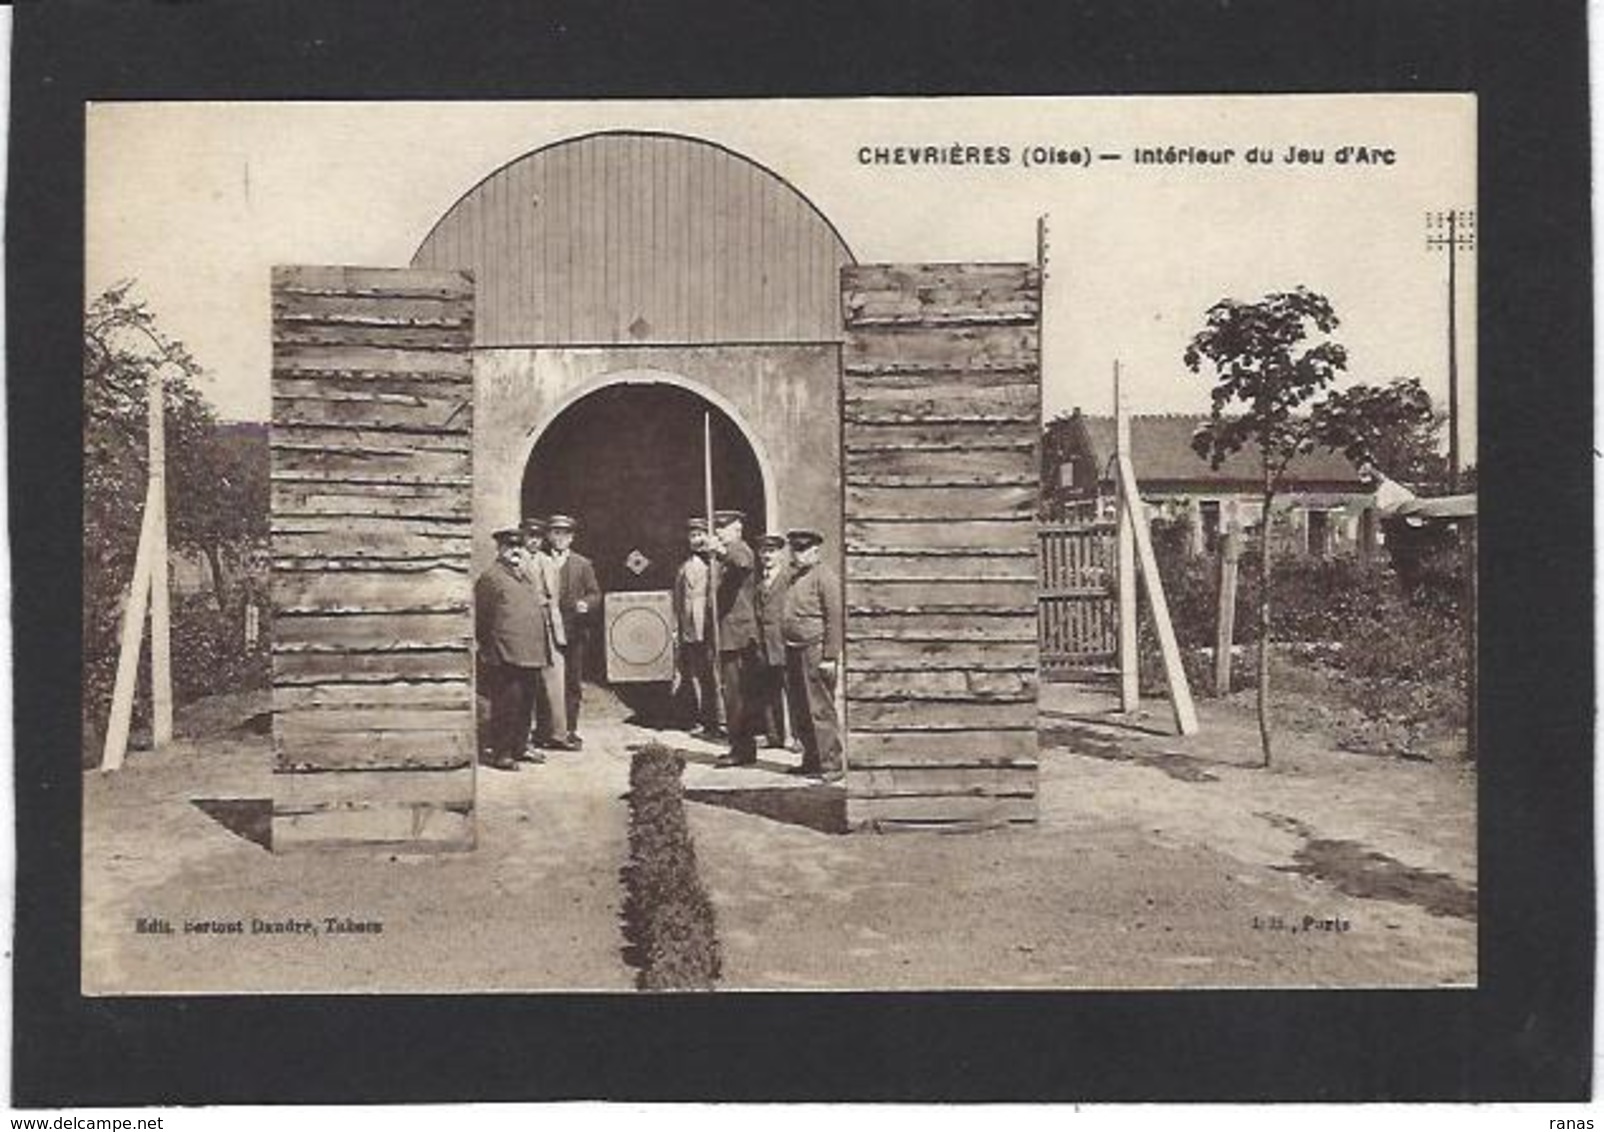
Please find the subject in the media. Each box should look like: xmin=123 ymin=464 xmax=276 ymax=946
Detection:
xmin=81 ymin=96 xmax=1477 ymax=995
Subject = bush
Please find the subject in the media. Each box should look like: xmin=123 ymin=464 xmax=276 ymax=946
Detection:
xmin=1135 ymin=532 xmax=1468 ymax=749
xmin=620 ymin=744 xmax=722 ymax=991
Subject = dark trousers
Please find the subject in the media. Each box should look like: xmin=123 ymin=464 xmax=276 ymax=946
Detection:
xmin=678 ymin=640 xmax=720 ymax=731
xmin=561 ymin=631 xmax=586 ymax=735
xmin=487 ymin=663 xmax=539 ymax=762
xmin=754 ymin=661 xmax=788 ymax=746
xmin=720 ymin=642 xmax=761 ymax=760
xmin=786 ymin=642 xmax=841 ymax=771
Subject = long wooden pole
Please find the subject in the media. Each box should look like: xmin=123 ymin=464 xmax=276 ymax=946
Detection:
xmin=148 ymin=366 xmax=173 ymax=746
xmin=1114 ymin=363 xmax=1139 ymax=712
xmin=704 ymin=412 xmax=723 ymax=725
xmin=100 ymin=482 xmax=158 ymax=771
xmin=1117 ymin=451 xmax=1199 ymax=736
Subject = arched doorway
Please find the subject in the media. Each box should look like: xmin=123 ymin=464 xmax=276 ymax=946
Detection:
xmin=522 ymin=381 xmax=769 ymax=683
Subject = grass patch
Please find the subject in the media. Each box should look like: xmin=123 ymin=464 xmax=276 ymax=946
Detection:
xmin=620 ymin=742 xmax=722 ymax=991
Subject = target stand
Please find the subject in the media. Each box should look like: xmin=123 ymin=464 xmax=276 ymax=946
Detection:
xmin=604 ymin=591 xmax=676 ymax=684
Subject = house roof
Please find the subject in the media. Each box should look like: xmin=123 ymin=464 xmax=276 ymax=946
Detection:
xmin=1073 ymin=412 xmax=1367 ymax=489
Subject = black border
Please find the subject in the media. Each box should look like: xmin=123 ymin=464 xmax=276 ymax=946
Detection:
xmin=10 ymin=0 xmax=1593 ymax=1105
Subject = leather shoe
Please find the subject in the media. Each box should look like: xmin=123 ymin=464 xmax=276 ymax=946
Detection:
xmin=716 ymin=754 xmax=757 ymax=769
xmin=565 ymin=733 xmax=585 ymax=749
xmin=484 ymin=755 xmax=520 ymax=771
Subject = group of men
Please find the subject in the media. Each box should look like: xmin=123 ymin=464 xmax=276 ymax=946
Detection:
xmin=473 ymin=514 xmax=601 ymax=771
xmin=671 ymin=510 xmax=843 ymax=780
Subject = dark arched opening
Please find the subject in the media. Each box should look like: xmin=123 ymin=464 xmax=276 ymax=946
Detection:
xmin=522 ymin=381 xmax=767 ymax=690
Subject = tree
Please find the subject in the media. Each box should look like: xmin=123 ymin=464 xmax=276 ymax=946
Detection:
xmin=1312 ymin=377 xmax=1446 ymax=491
xmin=1184 ymin=287 xmax=1348 ymax=766
xmin=83 ymin=282 xmax=266 ymax=745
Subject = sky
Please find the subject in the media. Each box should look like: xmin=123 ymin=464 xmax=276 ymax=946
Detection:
xmin=86 ymin=95 xmax=1477 ymax=460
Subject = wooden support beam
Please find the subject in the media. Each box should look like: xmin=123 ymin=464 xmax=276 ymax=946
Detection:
xmin=1214 ymin=529 xmax=1242 ymax=697
xmin=148 ymin=368 xmax=173 ymax=747
xmin=1114 ymin=366 xmax=1139 ymax=711
xmin=1117 ymin=451 xmax=1199 ymax=736
xmin=100 ymin=481 xmax=158 ymax=772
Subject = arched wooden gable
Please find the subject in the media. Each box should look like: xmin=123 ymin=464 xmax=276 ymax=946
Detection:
xmin=412 ymin=131 xmax=854 ymax=346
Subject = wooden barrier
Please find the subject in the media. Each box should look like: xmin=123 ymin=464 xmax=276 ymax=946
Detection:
xmin=269 ymin=265 xmax=477 ymax=851
xmin=841 ymin=263 xmax=1042 ymax=829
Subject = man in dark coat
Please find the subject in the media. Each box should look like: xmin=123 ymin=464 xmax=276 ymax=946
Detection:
xmin=709 ymin=509 xmax=760 ymax=766
xmin=751 ymin=532 xmax=793 ymax=749
xmin=474 ymin=528 xmax=553 ymax=770
xmin=782 ymin=527 xmax=843 ymax=779
xmin=545 ymin=513 xmax=602 ymax=747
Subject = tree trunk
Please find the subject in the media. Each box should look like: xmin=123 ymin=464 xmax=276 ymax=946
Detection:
xmin=204 ymin=542 xmax=229 ymax=612
xmin=1258 ymin=487 xmax=1274 ymax=768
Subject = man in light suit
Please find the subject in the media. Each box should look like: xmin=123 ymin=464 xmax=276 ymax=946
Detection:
xmin=520 ymin=516 xmax=575 ymax=752
xmin=474 ymin=528 xmax=554 ymax=770
xmin=545 ymin=513 xmax=602 ymax=747
xmin=672 ymin=518 xmax=721 ymax=737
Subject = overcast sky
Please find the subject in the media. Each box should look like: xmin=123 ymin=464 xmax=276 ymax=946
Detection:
xmin=87 ymin=95 xmax=1477 ymax=459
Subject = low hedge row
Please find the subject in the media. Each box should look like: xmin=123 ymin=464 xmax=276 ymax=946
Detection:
xmin=620 ymin=744 xmax=722 ymax=991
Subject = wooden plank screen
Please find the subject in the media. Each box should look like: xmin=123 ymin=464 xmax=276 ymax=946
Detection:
xmin=841 ymin=264 xmax=1042 ymax=828
xmin=269 ymin=266 xmax=476 ymax=851
xmin=1039 ymin=519 xmax=1118 ymax=680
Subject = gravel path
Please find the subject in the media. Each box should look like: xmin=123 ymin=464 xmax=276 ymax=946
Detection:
xmin=83 ymin=680 xmax=1475 ymax=994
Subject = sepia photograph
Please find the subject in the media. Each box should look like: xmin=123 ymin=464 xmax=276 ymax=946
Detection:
xmin=77 ymin=95 xmax=1482 ymax=996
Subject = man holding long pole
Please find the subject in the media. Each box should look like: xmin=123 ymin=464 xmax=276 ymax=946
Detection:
xmin=703 ymin=413 xmax=760 ymax=768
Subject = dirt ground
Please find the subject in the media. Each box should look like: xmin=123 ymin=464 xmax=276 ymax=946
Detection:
xmin=81 ymin=679 xmax=1475 ymax=994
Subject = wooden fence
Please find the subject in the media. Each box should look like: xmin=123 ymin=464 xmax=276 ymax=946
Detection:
xmin=840 ymin=263 xmax=1042 ymax=828
xmin=1039 ymin=519 xmax=1118 ymax=680
xmin=269 ymin=265 xmax=477 ymax=851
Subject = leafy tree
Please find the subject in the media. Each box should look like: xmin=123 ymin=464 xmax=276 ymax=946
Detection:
xmin=1184 ymin=287 xmax=1348 ymax=766
xmin=1186 ymin=290 xmax=1455 ymax=766
xmin=1312 ymin=377 xmax=1446 ymax=491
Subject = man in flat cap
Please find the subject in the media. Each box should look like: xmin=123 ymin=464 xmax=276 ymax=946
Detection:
xmin=782 ymin=528 xmax=842 ymax=779
xmin=520 ymin=516 xmax=574 ymax=752
xmin=474 ymin=528 xmax=550 ymax=770
xmin=545 ymin=514 xmax=601 ymax=748
xmin=752 ymin=532 xmax=794 ymax=750
xmin=708 ymin=509 xmax=760 ymax=767
xmin=672 ymin=518 xmax=721 ymax=736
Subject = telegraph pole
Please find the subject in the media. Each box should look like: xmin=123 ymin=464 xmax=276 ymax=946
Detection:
xmin=1425 ymin=209 xmax=1476 ymax=491
xmin=1426 ymin=208 xmax=1478 ymax=762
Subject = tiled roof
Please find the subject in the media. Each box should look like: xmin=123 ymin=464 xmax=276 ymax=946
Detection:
xmin=1075 ymin=413 xmax=1366 ymax=488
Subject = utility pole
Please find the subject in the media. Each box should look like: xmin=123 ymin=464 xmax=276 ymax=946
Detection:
xmin=1426 ymin=208 xmax=1478 ymax=762
xmin=1425 ymin=209 xmax=1476 ymax=491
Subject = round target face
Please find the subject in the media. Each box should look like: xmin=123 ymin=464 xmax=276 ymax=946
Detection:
xmin=609 ymin=605 xmax=672 ymax=666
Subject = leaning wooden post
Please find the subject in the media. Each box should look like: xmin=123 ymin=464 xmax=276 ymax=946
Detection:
xmin=100 ymin=366 xmax=175 ymax=770
xmin=99 ymin=488 xmax=158 ymax=772
xmin=1117 ymin=450 xmax=1198 ymax=736
xmin=1113 ymin=364 xmax=1139 ymax=712
xmin=148 ymin=365 xmax=174 ymax=746
xmin=1213 ymin=527 xmax=1241 ymax=696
